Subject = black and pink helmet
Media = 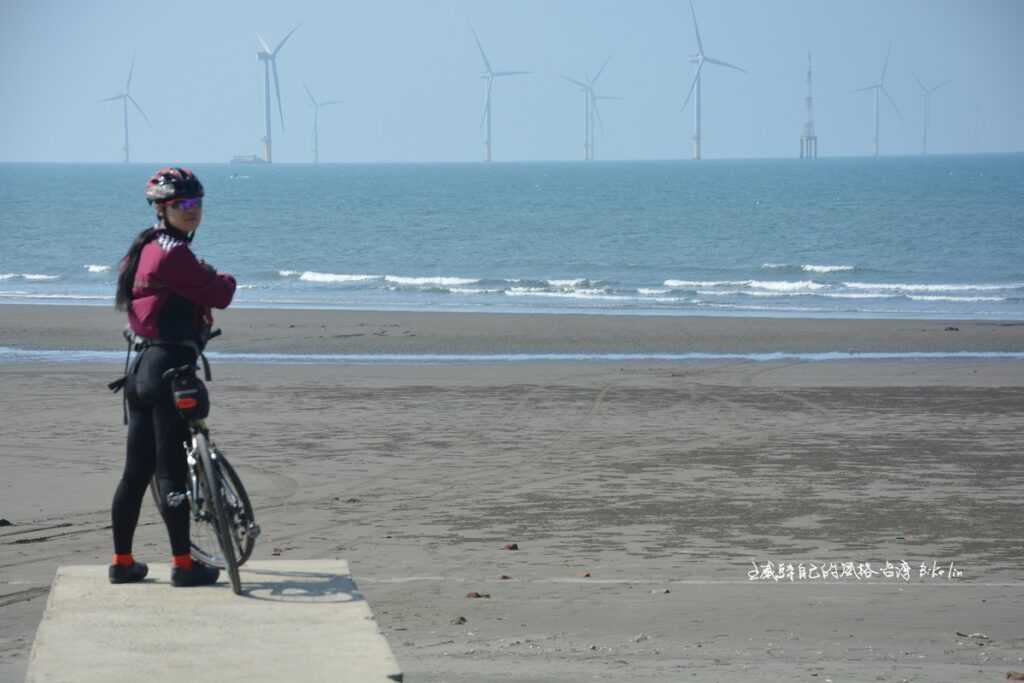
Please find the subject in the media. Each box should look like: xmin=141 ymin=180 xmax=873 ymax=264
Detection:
xmin=145 ymin=167 xmax=204 ymax=205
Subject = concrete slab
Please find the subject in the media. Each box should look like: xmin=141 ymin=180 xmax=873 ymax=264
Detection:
xmin=24 ymin=560 xmax=403 ymax=682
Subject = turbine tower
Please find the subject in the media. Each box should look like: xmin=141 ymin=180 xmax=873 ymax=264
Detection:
xmin=98 ymin=54 xmax=151 ymax=163
xmin=562 ymin=57 xmax=622 ymax=161
xmin=914 ymin=74 xmax=950 ymax=156
xmin=303 ymin=83 xmax=342 ymax=164
xmin=855 ymin=46 xmax=901 ymax=157
xmin=800 ymin=52 xmax=818 ymax=159
xmin=256 ymin=24 xmax=300 ymax=163
xmin=680 ymin=1 xmax=746 ymax=160
xmin=471 ymin=26 xmax=529 ymax=162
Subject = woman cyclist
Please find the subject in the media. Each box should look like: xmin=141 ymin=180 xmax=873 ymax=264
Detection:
xmin=109 ymin=167 xmax=236 ymax=587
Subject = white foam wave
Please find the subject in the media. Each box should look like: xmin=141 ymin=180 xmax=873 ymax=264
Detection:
xmin=449 ymin=287 xmax=504 ymax=295
xmin=802 ymin=264 xmax=855 ymax=273
xmin=844 ymin=281 xmax=1020 ymax=293
xmin=0 ymin=292 xmax=112 ymax=300
xmin=385 ymin=275 xmax=479 ymax=287
xmin=85 ymin=264 xmax=111 ymax=273
xmin=0 ymin=274 xmax=15 ymax=280
xmin=761 ymin=263 xmax=789 ymax=270
xmin=638 ymin=288 xmax=669 ymax=296
xmin=23 ymin=274 xmax=60 ymax=281
xmin=664 ymin=279 xmax=747 ymax=288
xmin=300 ymin=272 xmax=379 ymax=284
xmin=547 ymin=278 xmax=588 ymax=287
xmin=506 ymin=288 xmax=631 ymax=302
xmin=908 ymin=295 xmax=1005 ymax=302
xmin=278 ymin=270 xmax=301 ymax=277
xmin=747 ymin=280 xmax=827 ymax=292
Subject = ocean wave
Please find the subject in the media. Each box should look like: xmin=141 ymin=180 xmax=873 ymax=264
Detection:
xmin=385 ymin=275 xmax=479 ymax=287
xmin=0 ymin=292 xmax=112 ymax=300
xmin=299 ymin=272 xmax=380 ymax=284
xmin=505 ymin=288 xmax=630 ymax=302
xmin=664 ymin=279 xmax=748 ymax=288
xmin=801 ymin=264 xmax=855 ymax=274
xmin=760 ymin=263 xmax=856 ymax=274
xmin=278 ymin=270 xmax=301 ymax=277
xmin=638 ymin=288 xmax=670 ymax=296
xmin=746 ymin=280 xmax=827 ymax=292
xmin=0 ymin=273 xmax=61 ymax=281
xmin=844 ymin=281 xmax=1021 ymax=293
xmin=85 ymin=264 xmax=111 ymax=273
xmin=449 ymin=287 xmax=504 ymax=295
xmin=907 ymin=295 xmax=1005 ymax=303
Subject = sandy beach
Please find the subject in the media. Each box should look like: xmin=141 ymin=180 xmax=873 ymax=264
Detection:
xmin=2 ymin=305 xmax=1024 ymax=681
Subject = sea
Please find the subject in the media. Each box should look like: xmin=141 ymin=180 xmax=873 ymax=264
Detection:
xmin=1 ymin=156 xmax=1022 ymax=321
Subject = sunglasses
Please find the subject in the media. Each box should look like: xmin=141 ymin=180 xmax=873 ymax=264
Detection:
xmin=166 ymin=197 xmax=203 ymax=210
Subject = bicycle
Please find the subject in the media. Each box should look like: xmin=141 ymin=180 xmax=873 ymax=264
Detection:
xmin=148 ymin=348 xmax=260 ymax=595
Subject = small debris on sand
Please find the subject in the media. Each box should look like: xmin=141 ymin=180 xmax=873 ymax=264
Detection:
xmin=466 ymin=591 xmax=491 ymax=599
xmin=503 ymin=543 xmax=519 ymax=551
xmin=451 ymin=616 xmax=468 ymax=625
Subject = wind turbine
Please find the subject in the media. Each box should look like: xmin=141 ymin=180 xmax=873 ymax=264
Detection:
xmin=98 ymin=54 xmax=151 ymax=163
xmin=303 ymin=83 xmax=342 ymax=164
xmin=680 ymin=1 xmax=746 ymax=160
xmin=562 ymin=57 xmax=622 ymax=160
xmin=914 ymin=74 xmax=950 ymax=155
xmin=470 ymin=26 xmax=530 ymax=162
xmin=855 ymin=46 xmax=902 ymax=157
xmin=255 ymin=24 xmax=300 ymax=163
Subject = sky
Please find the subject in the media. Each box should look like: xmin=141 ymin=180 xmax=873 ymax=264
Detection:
xmin=1 ymin=0 xmax=1021 ymax=163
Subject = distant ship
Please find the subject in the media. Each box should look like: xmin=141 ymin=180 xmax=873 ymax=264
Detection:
xmin=230 ymin=154 xmax=267 ymax=164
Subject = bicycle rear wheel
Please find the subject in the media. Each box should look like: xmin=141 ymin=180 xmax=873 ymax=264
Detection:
xmin=195 ymin=432 xmax=241 ymax=594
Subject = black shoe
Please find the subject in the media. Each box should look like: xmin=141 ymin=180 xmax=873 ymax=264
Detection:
xmin=171 ymin=560 xmax=220 ymax=587
xmin=109 ymin=561 xmax=149 ymax=584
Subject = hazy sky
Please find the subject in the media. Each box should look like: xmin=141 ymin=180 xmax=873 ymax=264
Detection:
xmin=1 ymin=0 xmax=1021 ymax=163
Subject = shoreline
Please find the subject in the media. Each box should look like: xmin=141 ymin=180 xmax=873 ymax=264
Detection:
xmin=1 ymin=303 xmax=1022 ymax=356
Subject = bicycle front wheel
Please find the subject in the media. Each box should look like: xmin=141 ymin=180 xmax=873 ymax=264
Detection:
xmin=195 ymin=432 xmax=241 ymax=594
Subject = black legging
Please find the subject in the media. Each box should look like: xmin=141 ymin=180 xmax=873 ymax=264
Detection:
xmin=111 ymin=345 xmax=196 ymax=557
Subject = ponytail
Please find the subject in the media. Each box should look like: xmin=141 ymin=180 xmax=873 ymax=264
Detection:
xmin=115 ymin=226 xmax=159 ymax=311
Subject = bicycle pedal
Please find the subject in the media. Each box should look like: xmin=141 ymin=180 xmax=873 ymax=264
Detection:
xmin=247 ymin=523 xmax=261 ymax=540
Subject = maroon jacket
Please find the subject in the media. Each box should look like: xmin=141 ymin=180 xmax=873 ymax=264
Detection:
xmin=128 ymin=227 xmax=236 ymax=344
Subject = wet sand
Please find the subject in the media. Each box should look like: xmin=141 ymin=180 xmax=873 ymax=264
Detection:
xmin=2 ymin=306 xmax=1024 ymax=681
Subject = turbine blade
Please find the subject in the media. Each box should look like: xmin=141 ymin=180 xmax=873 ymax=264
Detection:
xmin=561 ymin=75 xmax=588 ymax=90
xmin=321 ymin=100 xmax=343 ymax=106
xmin=595 ymin=95 xmax=623 ymax=100
xmin=303 ymin=82 xmax=317 ymax=106
xmin=680 ymin=61 xmax=703 ymax=112
xmin=272 ymin=60 xmax=285 ymax=130
xmin=470 ymin=25 xmax=493 ymax=74
xmin=882 ymin=86 xmax=902 ymax=121
xmin=913 ymin=72 xmax=926 ymax=93
xmin=592 ymin=96 xmax=605 ymax=135
xmin=880 ymin=44 xmax=891 ymax=83
xmin=256 ymin=33 xmax=272 ymax=54
xmin=128 ymin=95 xmax=152 ymax=127
xmin=98 ymin=94 xmax=123 ymax=102
xmin=591 ymin=54 xmax=612 ymax=85
xmin=273 ymin=23 xmax=301 ymax=56
xmin=853 ymin=84 xmax=878 ymax=93
xmin=933 ymin=79 xmax=951 ymax=92
xmin=126 ymin=53 xmax=136 ymax=92
xmin=703 ymin=56 xmax=746 ymax=73
xmin=492 ymin=70 xmax=530 ymax=77
xmin=689 ymin=1 xmax=704 ymax=55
